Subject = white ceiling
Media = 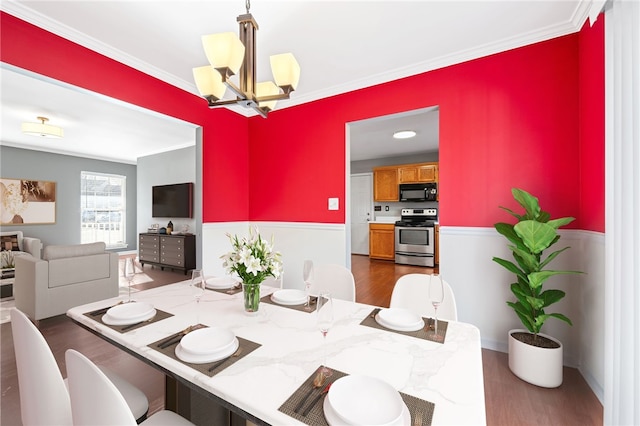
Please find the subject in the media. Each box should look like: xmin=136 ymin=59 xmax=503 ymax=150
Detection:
xmin=0 ymin=1 xmax=589 ymax=164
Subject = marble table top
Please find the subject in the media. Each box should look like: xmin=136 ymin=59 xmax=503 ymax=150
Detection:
xmin=67 ymin=281 xmax=486 ymax=425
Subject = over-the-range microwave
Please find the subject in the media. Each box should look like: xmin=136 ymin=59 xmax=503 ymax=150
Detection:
xmin=399 ymin=183 xmax=437 ymax=202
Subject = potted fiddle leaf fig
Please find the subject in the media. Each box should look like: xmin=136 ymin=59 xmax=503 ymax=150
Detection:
xmin=493 ymin=188 xmax=582 ymax=388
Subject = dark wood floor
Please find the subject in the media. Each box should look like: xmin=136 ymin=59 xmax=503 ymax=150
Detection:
xmin=1 ymin=255 xmax=602 ymax=425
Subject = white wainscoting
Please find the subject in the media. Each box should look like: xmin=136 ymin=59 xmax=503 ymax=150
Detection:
xmin=439 ymin=226 xmax=605 ymax=402
xmin=201 ymin=221 xmax=604 ymax=402
xmin=201 ymin=221 xmax=347 ymax=291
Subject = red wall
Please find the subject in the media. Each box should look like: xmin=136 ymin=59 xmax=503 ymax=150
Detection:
xmin=1 ymin=12 xmax=249 ymax=222
xmin=249 ymin=32 xmax=599 ymax=229
xmin=578 ymin=17 xmax=605 ymax=232
xmin=1 ymin=11 xmax=604 ymax=231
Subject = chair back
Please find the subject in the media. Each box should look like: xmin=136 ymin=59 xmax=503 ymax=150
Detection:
xmin=10 ymin=308 xmax=72 ymax=426
xmin=65 ymin=349 xmax=138 ymax=425
xmin=310 ymin=263 xmax=356 ymax=302
xmin=262 ymin=273 xmax=283 ymax=288
xmin=389 ymin=274 xmax=458 ymax=321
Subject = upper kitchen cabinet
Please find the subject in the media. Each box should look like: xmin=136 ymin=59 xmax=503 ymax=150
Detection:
xmin=373 ymin=162 xmax=438 ymax=201
xmin=398 ymin=163 xmax=438 ymax=183
xmin=373 ymin=167 xmax=399 ymax=201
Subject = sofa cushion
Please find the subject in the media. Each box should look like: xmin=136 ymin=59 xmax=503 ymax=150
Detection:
xmin=48 ymin=253 xmax=112 ymax=288
xmin=0 ymin=231 xmax=23 ymax=251
xmin=44 ymin=242 xmax=106 ymax=260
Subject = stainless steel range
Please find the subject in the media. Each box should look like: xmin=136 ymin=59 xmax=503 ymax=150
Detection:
xmin=395 ymin=208 xmax=437 ymax=267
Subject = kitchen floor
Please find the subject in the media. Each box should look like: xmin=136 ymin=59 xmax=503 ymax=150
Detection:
xmin=1 ymin=256 xmax=601 ymax=425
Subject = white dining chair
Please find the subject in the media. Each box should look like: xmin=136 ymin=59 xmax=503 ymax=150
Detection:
xmin=310 ymin=263 xmax=356 ymax=302
xmin=389 ymin=274 xmax=458 ymax=321
xmin=262 ymin=273 xmax=283 ymax=288
xmin=10 ymin=308 xmax=149 ymax=425
xmin=65 ymin=349 xmax=195 ymax=426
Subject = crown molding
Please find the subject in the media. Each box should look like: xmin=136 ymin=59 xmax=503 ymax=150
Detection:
xmin=3 ymin=0 xmax=589 ymax=117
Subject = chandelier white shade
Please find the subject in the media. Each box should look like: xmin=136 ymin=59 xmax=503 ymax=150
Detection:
xmin=192 ymin=1 xmax=300 ymax=118
xmin=21 ymin=116 xmax=64 ymax=138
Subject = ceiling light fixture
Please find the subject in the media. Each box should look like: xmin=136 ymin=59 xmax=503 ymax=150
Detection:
xmin=21 ymin=116 xmax=64 ymax=138
xmin=393 ymin=130 xmax=417 ymax=139
xmin=192 ymin=0 xmax=300 ymax=118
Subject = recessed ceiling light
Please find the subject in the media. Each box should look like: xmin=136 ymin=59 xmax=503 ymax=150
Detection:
xmin=393 ymin=130 xmax=416 ymax=139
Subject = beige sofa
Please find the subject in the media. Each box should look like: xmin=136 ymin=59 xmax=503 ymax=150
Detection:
xmin=15 ymin=242 xmax=119 ymax=321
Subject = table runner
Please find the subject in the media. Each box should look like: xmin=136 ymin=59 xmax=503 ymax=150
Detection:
xmin=278 ymin=366 xmax=435 ymax=426
xmin=149 ymin=330 xmax=261 ymax=377
xmin=84 ymin=308 xmax=173 ymax=332
xmin=360 ymin=308 xmax=448 ymax=343
xmin=260 ymin=294 xmax=317 ymax=313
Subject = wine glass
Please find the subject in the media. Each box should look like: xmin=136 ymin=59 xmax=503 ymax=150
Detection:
xmin=429 ymin=274 xmax=445 ymax=340
xmin=190 ymin=269 xmax=205 ymax=322
xmin=316 ymin=292 xmax=333 ymax=376
xmin=123 ymin=258 xmax=136 ymax=303
xmin=303 ymin=260 xmax=314 ymax=311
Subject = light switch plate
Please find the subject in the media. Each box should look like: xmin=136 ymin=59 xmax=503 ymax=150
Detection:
xmin=328 ymin=197 xmax=339 ymax=210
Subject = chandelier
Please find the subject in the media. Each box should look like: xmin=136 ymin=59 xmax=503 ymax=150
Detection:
xmin=192 ymin=0 xmax=300 ymax=118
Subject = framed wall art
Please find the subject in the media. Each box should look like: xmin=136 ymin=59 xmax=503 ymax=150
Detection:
xmin=0 ymin=178 xmax=56 ymax=225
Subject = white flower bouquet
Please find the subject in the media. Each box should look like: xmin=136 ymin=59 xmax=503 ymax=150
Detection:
xmin=221 ymin=226 xmax=282 ymax=285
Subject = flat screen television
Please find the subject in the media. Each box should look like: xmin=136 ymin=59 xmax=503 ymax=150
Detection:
xmin=152 ymin=182 xmax=193 ymax=218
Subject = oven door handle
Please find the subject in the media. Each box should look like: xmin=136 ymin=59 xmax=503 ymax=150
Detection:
xmin=395 ymin=251 xmax=433 ymax=257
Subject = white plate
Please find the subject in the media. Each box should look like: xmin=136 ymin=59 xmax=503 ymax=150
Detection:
xmin=102 ymin=308 xmax=156 ymax=326
xmin=175 ymin=338 xmax=239 ymax=364
xmin=179 ymin=327 xmax=236 ymax=356
xmin=327 ymin=375 xmax=405 ymax=426
xmin=106 ymin=302 xmax=155 ymax=321
xmin=270 ymin=289 xmax=307 ymax=305
xmin=206 ymin=276 xmax=239 ymax=289
xmin=324 ymin=395 xmax=411 ymax=426
xmin=375 ymin=308 xmax=424 ymax=332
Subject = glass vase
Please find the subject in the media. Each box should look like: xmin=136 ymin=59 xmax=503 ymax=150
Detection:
xmin=242 ymin=283 xmax=261 ymax=315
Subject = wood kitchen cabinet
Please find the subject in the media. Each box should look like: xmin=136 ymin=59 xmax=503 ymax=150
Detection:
xmin=398 ymin=163 xmax=438 ymax=183
xmin=139 ymin=233 xmax=195 ymax=274
xmin=369 ymin=223 xmax=396 ymax=261
xmin=373 ymin=167 xmax=399 ymax=201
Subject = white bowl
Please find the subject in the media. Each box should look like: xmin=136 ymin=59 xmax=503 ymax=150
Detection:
xmin=375 ymin=308 xmax=424 ymax=332
xmin=175 ymin=338 xmax=239 ymax=364
xmin=106 ymin=302 xmax=154 ymax=320
xmin=179 ymin=327 xmax=236 ymax=355
xmin=327 ymin=375 xmax=404 ymax=426
xmin=271 ymin=289 xmax=307 ymax=305
xmin=102 ymin=308 xmax=156 ymax=326
xmin=205 ymin=276 xmax=239 ymax=289
xmin=323 ymin=397 xmax=411 ymax=426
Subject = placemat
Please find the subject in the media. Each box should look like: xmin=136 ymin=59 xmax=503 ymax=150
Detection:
xmin=84 ymin=307 xmax=173 ymax=333
xmin=278 ymin=366 xmax=435 ymax=426
xmin=206 ymin=284 xmax=242 ymax=295
xmin=260 ymin=294 xmax=317 ymax=313
xmin=149 ymin=331 xmax=261 ymax=377
xmin=360 ymin=308 xmax=448 ymax=343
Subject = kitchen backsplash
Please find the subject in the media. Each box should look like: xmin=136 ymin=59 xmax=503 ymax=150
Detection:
xmin=373 ymin=201 xmax=438 ymax=220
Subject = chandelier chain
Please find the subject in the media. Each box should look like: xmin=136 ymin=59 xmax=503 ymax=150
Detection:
xmin=246 ymin=0 xmax=250 ymax=14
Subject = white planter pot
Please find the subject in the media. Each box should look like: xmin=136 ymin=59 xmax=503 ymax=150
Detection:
xmin=508 ymin=329 xmax=563 ymax=388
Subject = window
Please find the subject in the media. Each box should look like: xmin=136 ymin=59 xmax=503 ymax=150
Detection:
xmin=81 ymin=172 xmax=126 ymax=248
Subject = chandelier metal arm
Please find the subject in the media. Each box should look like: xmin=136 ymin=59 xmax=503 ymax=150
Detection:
xmin=193 ymin=0 xmax=299 ymax=117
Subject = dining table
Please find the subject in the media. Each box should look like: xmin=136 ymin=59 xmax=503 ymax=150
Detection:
xmin=66 ymin=280 xmax=486 ymax=425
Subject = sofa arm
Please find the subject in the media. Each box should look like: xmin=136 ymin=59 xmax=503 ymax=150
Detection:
xmin=14 ymin=254 xmax=49 ymax=321
xmin=22 ymin=237 xmax=42 ymax=259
